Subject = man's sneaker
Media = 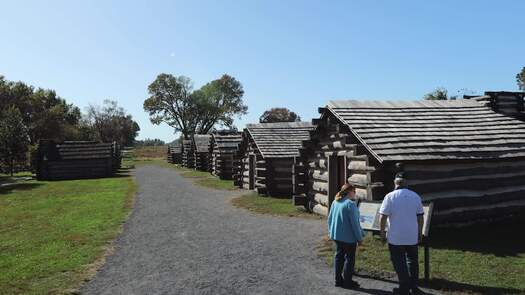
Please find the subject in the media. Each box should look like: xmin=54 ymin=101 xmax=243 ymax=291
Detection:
xmin=335 ymin=281 xmax=343 ymax=287
xmin=344 ymin=280 xmax=360 ymax=289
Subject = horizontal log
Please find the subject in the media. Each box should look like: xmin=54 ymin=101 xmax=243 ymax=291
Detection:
xmin=347 ymin=160 xmax=375 ymax=172
xmin=312 ymin=181 xmax=328 ymax=193
xmin=314 ymin=193 xmax=329 ymax=206
xmin=420 ymin=184 xmax=525 ymax=201
xmin=347 ymin=173 xmax=368 ymax=186
xmin=312 ymin=203 xmax=328 ymax=216
xmin=311 ymin=170 xmax=328 ymax=181
xmin=273 ymin=166 xmax=292 ymax=173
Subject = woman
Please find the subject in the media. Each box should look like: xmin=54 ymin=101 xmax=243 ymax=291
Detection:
xmin=327 ymin=183 xmax=365 ymax=289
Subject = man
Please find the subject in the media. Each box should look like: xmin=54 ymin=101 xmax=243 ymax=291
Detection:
xmin=379 ymin=174 xmax=424 ymax=295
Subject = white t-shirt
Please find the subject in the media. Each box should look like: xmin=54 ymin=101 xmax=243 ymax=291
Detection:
xmin=379 ymin=188 xmax=424 ymax=245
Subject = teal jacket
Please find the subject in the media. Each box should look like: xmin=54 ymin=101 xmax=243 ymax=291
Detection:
xmin=327 ymin=198 xmax=365 ymax=244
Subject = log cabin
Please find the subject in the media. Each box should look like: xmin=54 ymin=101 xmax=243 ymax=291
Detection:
xmin=464 ymin=91 xmax=525 ymax=120
xmin=236 ymin=122 xmax=314 ymax=196
xmin=167 ymin=143 xmax=182 ymax=164
xmin=193 ymin=134 xmax=212 ymax=171
xmin=182 ymin=139 xmax=195 ymax=168
xmin=293 ymin=99 xmax=525 ymax=223
xmin=36 ymin=140 xmax=119 ymax=180
xmin=210 ymin=132 xmax=242 ymax=179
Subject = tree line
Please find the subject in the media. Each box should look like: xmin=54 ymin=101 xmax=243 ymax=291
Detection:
xmin=0 ymin=75 xmax=140 ymax=175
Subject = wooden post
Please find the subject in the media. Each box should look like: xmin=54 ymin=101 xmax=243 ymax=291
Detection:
xmin=424 ymin=236 xmax=430 ymax=283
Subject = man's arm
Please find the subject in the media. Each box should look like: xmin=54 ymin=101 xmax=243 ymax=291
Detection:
xmin=417 ymin=214 xmax=424 ymax=243
xmin=380 ymin=214 xmax=388 ymax=242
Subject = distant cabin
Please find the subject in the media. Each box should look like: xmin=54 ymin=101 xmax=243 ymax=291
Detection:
xmin=36 ymin=140 xmax=120 ymax=181
xmin=193 ymin=134 xmax=212 ymax=171
xmin=210 ymin=132 xmax=242 ymax=180
xmin=293 ymin=99 xmax=525 ymax=223
xmin=465 ymin=91 xmax=525 ymax=120
xmin=167 ymin=143 xmax=182 ymax=164
xmin=182 ymin=139 xmax=195 ymax=168
xmin=236 ymin=122 xmax=314 ymax=197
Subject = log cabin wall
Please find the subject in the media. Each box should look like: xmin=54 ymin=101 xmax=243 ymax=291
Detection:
xmin=294 ymin=112 xmax=383 ymax=216
xmin=167 ymin=144 xmax=182 ymax=164
xmin=210 ymin=133 xmax=241 ymax=180
xmin=236 ymin=132 xmax=263 ymax=192
xmin=36 ymin=140 xmax=116 ymax=180
xmin=193 ymin=134 xmax=212 ymax=171
xmin=182 ymin=139 xmax=195 ymax=168
xmin=400 ymin=159 xmax=525 ymax=224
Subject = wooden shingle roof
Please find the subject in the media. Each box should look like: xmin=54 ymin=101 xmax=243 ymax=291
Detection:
xmin=211 ymin=133 xmax=242 ymax=150
xmin=246 ymin=122 xmax=314 ymax=158
xmin=193 ymin=134 xmax=212 ymax=153
xmin=327 ymin=99 xmax=525 ymax=162
xmin=48 ymin=141 xmax=113 ymax=160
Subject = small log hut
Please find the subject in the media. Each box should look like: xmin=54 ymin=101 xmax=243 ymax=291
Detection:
xmin=236 ymin=122 xmax=314 ymax=196
xmin=293 ymin=99 xmax=525 ymax=223
xmin=210 ymin=132 xmax=242 ymax=179
xmin=36 ymin=140 xmax=120 ymax=180
xmin=193 ymin=134 xmax=212 ymax=171
xmin=167 ymin=143 xmax=182 ymax=164
xmin=182 ymin=139 xmax=195 ymax=168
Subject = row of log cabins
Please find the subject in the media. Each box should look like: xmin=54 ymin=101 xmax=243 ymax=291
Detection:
xmin=168 ymin=91 xmax=525 ymax=224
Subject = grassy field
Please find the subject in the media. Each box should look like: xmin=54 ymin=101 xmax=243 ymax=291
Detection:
xmin=231 ymin=193 xmax=323 ymax=219
xmin=132 ymin=145 xmax=168 ymax=160
xmin=0 ymin=174 xmax=136 ymax=294
xmin=318 ymin=216 xmax=525 ymax=294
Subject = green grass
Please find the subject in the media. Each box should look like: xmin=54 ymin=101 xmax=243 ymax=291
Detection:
xmin=0 ymin=175 xmax=136 ymax=294
xmin=231 ymin=193 xmax=323 ymax=219
xmin=318 ymin=216 xmax=525 ymax=294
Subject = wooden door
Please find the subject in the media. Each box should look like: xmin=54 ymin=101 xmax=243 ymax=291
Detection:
xmin=328 ymin=155 xmax=347 ymax=208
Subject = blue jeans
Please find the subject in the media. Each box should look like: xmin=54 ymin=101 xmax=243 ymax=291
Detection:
xmin=333 ymin=241 xmax=357 ymax=285
xmin=388 ymin=244 xmax=419 ymax=294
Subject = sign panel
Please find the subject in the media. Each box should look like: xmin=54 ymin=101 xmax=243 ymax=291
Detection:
xmin=358 ymin=201 xmax=434 ymax=237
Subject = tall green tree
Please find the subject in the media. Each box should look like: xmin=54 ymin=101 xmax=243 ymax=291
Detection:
xmin=423 ymin=87 xmax=449 ymax=100
xmin=86 ymin=100 xmax=140 ymax=146
xmin=144 ymin=73 xmax=247 ymax=138
xmin=259 ymin=108 xmax=301 ymax=123
xmin=517 ymin=67 xmax=525 ymax=90
xmin=0 ymin=76 xmax=82 ymax=143
xmin=0 ymin=106 xmax=30 ymax=175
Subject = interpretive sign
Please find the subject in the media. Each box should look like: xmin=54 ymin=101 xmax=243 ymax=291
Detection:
xmin=358 ymin=201 xmax=434 ymax=237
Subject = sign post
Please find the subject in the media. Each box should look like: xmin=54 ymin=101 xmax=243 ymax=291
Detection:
xmin=357 ymin=201 xmax=434 ymax=282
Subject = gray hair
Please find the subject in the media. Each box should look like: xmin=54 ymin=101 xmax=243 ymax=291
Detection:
xmin=394 ymin=177 xmax=406 ymax=187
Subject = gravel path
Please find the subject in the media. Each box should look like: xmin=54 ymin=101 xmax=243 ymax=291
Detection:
xmin=82 ymin=165 xmax=438 ymax=295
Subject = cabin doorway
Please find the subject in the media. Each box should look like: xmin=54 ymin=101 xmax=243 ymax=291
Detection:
xmin=328 ymin=155 xmax=347 ymax=207
xmin=249 ymin=154 xmax=255 ymax=190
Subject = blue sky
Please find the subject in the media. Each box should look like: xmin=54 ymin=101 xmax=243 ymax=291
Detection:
xmin=1 ymin=0 xmax=523 ymax=142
